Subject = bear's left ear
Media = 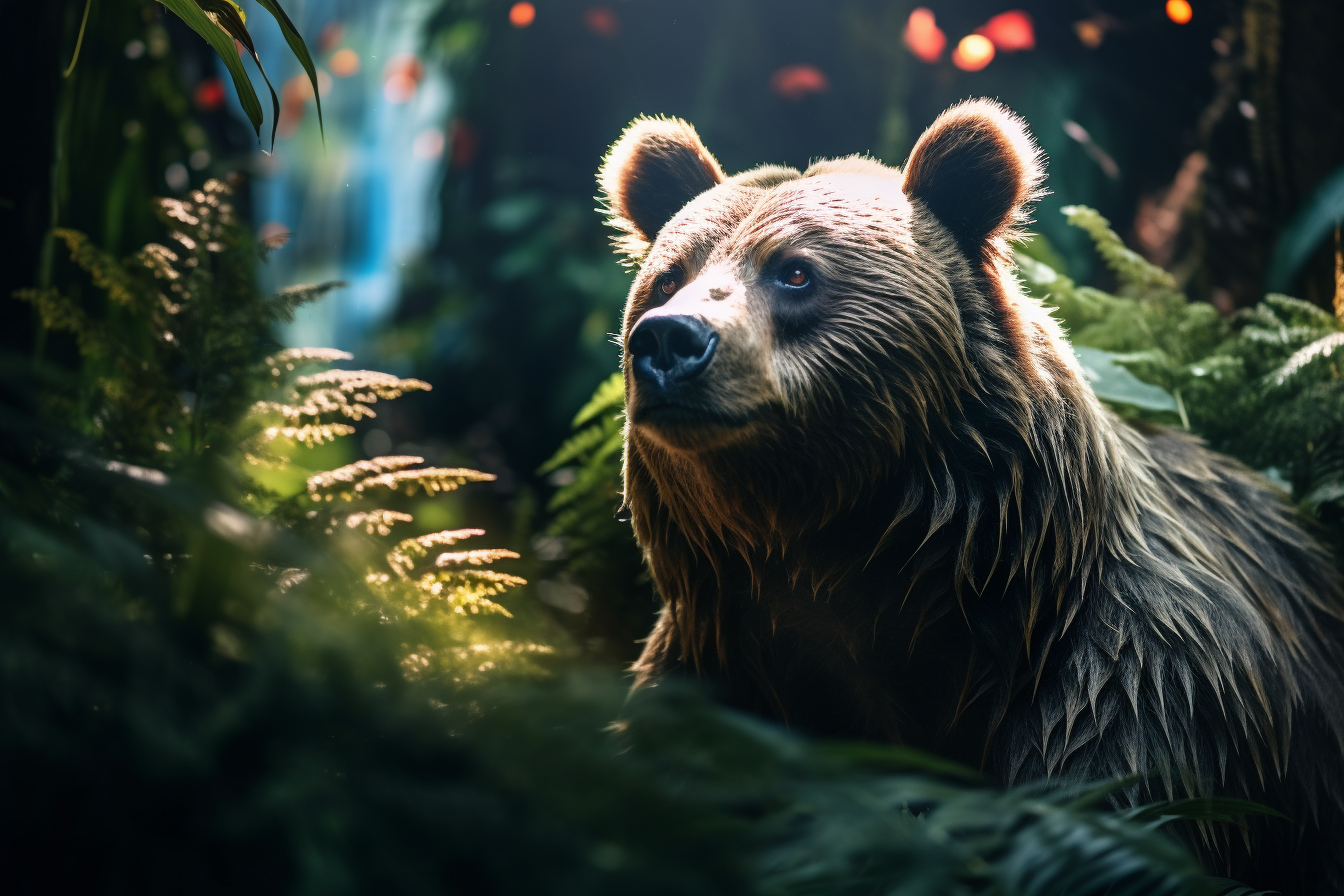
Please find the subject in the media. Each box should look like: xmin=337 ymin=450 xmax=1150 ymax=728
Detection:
xmin=902 ymin=99 xmax=1044 ymax=253
xmin=599 ymin=117 xmax=724 ymax=259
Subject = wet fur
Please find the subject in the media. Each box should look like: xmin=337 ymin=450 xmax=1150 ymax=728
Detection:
xmin=602 ymin=101 xmax=1344 ymax=893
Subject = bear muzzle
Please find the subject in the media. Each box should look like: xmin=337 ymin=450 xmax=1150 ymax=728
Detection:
xmin=629 ymin=314 xmax=718 ymax=392
xmin=627 ymin=313 xmax=759 ymax=445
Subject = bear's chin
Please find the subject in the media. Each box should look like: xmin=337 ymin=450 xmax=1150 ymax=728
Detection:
xmin=632 ymin=405 xmax=756 ymax=453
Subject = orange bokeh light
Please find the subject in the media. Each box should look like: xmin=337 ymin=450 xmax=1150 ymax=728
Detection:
xmin=978 ymin=10 xmax=1035 ymax=52
xmin=952 ymin=34 xmax=995 ymax=71
xmin=329 ymin=48 xmax=360 ymax=77
xmin=769 ymin=64 xmax=829 ymax=101
xmin=903 ymin=8 xmax=946 ymax=63
xmin=509 ymin=2 xmax=536 ymax=28
xmin=1166 ymin=0 xmax=1193 ymax=24
xmin=382 ymin=54 xmax=423 ymax=104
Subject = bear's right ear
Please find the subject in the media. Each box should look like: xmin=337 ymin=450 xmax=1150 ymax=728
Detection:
xmin=599 ymin=117 xmax=724 ymax=260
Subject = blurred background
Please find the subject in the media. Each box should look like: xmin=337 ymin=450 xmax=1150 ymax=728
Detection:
xmin=5 ymin=0 xmax=1344 ymax=660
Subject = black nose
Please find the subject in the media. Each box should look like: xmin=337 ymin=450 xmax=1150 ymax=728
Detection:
xmin=629 ymin=315 xmax=718 ymax=389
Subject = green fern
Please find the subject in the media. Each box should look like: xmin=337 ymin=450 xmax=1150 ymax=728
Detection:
xmin=1021 ymin=206 xmax=1344 ymax=544
xmin=19 ymin=181 xmax=536 ymax=683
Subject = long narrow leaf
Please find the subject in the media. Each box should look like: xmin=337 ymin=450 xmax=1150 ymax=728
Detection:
xmin=198 ymin=0 xmax=281 ymax=149
xmin=159 ymin=0 xmax=264 ymax=139
xmin=252 ymin=0 xmax=325 ymax=142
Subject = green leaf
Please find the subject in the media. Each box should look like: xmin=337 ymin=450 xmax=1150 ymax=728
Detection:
xmin=1062 ymin=205 xmax=1177 ymax=294
xmin=252 ymin=0 xmax=325 ymax=143
xmin=814 ymin=741 xmax=982 ymax=781
xmin=1265 ymin=161 xmax=1344 ymax=293
xmin=1127 ymin=797 xmax=1288 ymax=824
xmin=197 ymin=0 xmax=281 ymax=149
xmin=159 ymin=0 xmax=265 ymax=141
xmin=1075 ymin=347 xmax=1179 ymax=412
xmin=572 ymin=372 xmax=625 ymax=428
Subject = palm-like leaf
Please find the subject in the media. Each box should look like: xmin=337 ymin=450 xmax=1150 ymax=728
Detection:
xmin=156 ymin=0 xmax=322 ymax=149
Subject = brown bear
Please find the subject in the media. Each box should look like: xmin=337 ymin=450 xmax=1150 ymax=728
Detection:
xmin=598 ymin=100 xmax=1344 ymax=893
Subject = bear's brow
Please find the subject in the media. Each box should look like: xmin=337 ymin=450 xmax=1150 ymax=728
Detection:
xmin=654 ymin=183 xmax=771 ymax=272
xmin=719 ymin=176 xmax=914 ymax=266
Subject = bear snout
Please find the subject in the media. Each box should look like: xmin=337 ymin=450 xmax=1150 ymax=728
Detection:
xmin=629 ymin=314 xmax=719 ymax=394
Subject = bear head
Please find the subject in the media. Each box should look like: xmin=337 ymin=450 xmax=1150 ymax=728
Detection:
xmin=601 ymin=101 xmax=1090 ymax=562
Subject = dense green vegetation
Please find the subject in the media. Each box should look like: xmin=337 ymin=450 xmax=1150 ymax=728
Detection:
xmin=2 ymin=182 xmax=1265 ymax=896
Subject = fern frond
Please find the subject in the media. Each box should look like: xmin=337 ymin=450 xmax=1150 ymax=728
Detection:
xmin=254 ymin=388 xmax=380 ymax=423
xmin=54 ymin=228 xmax=145 ymax=308
xmin=1062 ymin=205 xmax=1176 ymax=294
xmin=270 ymin=281 xmax=347 ymax=322
xmin=435 ymin=549 xmax=522 ymax=567
xmin=294 ymin=369 xmax=432 ymax=400
xmin=538 ymin=422 xmax=612 ymax=474
xmin=305 ymin=456 xmax=425 ymax=496
xmin=572 ymin=371 xmax=625 ymax=427
xmin=1271 ymin=333 xmax=1344 ymax=386
xmin=387 ymin=528 xmax=489 ymax=576
xmin=341 ymin=510 xmax=415 ymax=536
xmin=265 ymin=347 xmax=354 ymax=369
xmin=15 ymin=288 xmax=90 ymax=335
xmin=261 ymin=422 xmax=357 ymax=445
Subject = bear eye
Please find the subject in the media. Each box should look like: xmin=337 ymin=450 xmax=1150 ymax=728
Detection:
xmin=778 ymin=263 xmax=812 ymax=289
xmin=655 ymin=273 xmax=679 ymax=296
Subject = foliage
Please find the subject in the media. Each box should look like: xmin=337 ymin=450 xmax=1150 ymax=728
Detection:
xmin=0 ymin=374 xmax=1256 ymax=896
xmin=67 ymin=0 xmax=324 ymax=148
xmin=535 ymin=372 xmax=651 ymax=651
xmin=16 ymin=177 xmax=535 ymax=684
xmin=1018 ymin=205 xmax=1344 ymax=541
xmin=1 ymin=174 xmax=1263 ymax=892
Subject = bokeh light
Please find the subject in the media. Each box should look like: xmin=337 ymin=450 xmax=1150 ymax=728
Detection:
xmin=330 ymin=48 xmax=360 ymax=77
xmin=412 ymin=128 xmax=446 ymax=160
xmin=903 ymin=8 xmax=946 ymax=63
xmin=1074 ymin=17 xmax=1106 ymax=49
xmin=193 ymin=76 xmax=225 ymax=111
xmin=951 ymin=34 xmax=995 ymax=71
xmin=164 ymin=162 xmax=188 ymax=191
xmin=584 ymin=7 xmax=619 ymax=37
xmin=509 ymin=3 xmax=536 ymax=28
xmin=318 ymin=22 xmax=344 ymax=53
xmin=979 ymin=10 xmax=1034 ymax=52
xmin=1166 ymin=0 xmax=1193 ymax=24
xmin=258 ymin=221 xmax=291 ymax=250
xmin=769 ymin=64 xmax=829 ymax=101
xmin=450 ymin=120 xmax=479 ymax=168
xmin=383 ymin=53 xmax=424 ymax=104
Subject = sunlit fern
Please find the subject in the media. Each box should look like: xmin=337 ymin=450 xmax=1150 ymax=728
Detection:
xmin=19 ymin=178 xmax=538 ymax=683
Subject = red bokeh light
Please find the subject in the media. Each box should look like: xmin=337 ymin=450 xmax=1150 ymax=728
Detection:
xmin=450 ymin=120 xmax=479 ymax=168
xmin=903 ymin=8 xmax=947 ymax=64
xmin=193 ymin=76 xmax=226 ymax=111
xmin=318 ymin=22 xmax=344 ymax=53
xmin=509 ymin=2 xmax=536 ymax=28
xmin=584 ymin=7 xmax=619 ymax=37
xmin=951 ymin=34 xmax=996 ymax=71
xmin=1166 ymin=0 xmax=1193 ymax=24
xmin=769 ymin=64 xmax=830 ymax=101
xmin=978 ymin=10 xmax=1035 ymax=52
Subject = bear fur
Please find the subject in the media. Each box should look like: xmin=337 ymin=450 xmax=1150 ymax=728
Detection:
xmin=599 ymin=100 xmax=1344 ymax=893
